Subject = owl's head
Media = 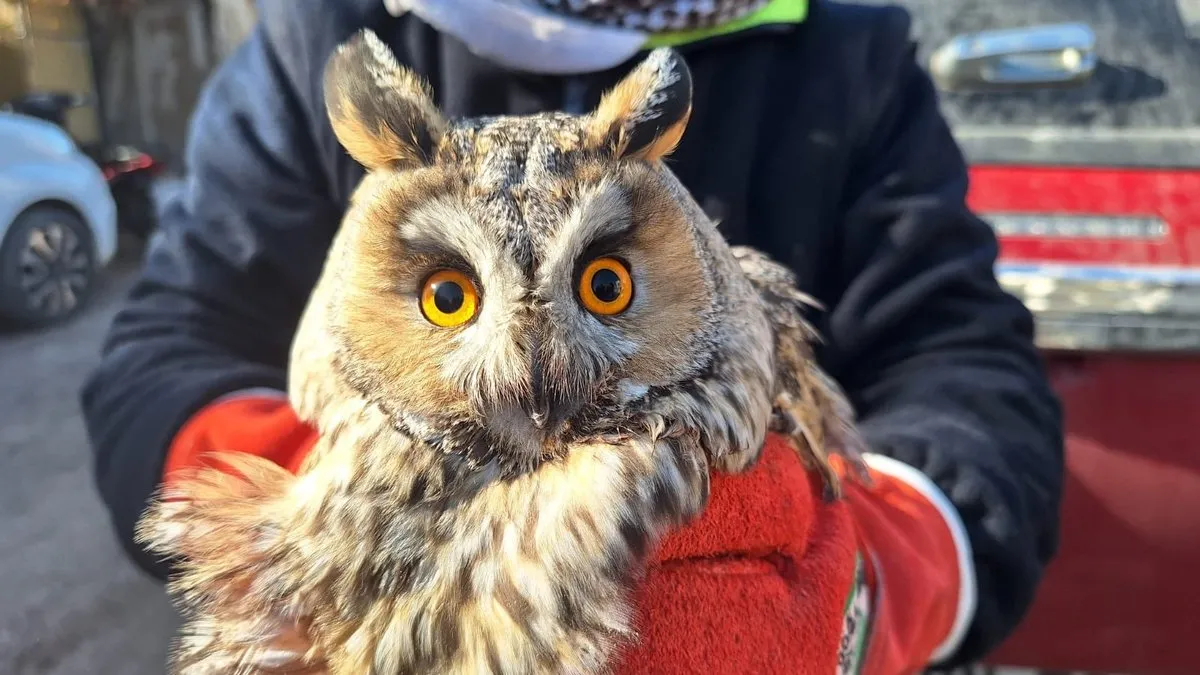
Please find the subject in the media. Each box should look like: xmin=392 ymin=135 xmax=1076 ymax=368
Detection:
xmin=314 ymin=31 xmax=741 ymax=475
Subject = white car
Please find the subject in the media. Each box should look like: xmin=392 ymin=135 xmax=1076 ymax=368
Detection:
xmin=0 ymin=111 xmax=118 ymax=328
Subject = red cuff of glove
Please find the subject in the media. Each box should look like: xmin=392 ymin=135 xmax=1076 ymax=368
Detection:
xmin=842 ymin=454 xmax=977 ymax=674
xmin=162 ymin=390 xmax=318 ymax=484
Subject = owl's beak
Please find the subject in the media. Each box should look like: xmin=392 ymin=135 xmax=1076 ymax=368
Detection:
xmin=527 ymin=349 xmax=551 ymax=430
xmin=519 ymin=331 xmax=583 ymax=434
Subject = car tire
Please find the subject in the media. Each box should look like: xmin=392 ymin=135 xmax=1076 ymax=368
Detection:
xmin=0 ymin=204 xmax=97 ymax=329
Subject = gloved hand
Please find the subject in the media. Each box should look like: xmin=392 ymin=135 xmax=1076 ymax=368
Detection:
xmin=163 ymin=390 xmax=317 ymax=483
xmin=617 ymin=436 xmax=973 ymax=675
xmin=163 ymin=395 xmax=973 ymax=675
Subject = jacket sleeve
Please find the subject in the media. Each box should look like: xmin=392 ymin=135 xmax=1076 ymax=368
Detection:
xmin=80 ymin=12 xmax=351 ymax=580
xmin=823 ymin=9 xmax=1065 ymax=666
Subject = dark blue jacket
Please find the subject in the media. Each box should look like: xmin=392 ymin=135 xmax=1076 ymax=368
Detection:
xmin=81 ymin=0 xmax=1063 ymax=665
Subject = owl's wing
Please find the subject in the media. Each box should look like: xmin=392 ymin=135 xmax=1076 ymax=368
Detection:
xmin=731 ymin=246 xmax=871 ymax=500
xmin=137 ymin=454 xmax=328 ymax=675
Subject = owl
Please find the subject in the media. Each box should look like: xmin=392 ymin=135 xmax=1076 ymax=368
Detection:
xmin=137 ymin=30 xmax=868 ymax=675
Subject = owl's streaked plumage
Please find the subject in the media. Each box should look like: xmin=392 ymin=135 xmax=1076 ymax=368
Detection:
xmin=137 ymin=30 xmax=867 ymax=675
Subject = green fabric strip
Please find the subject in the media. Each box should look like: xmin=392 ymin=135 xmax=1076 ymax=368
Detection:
xmin=842 ymin=552 xmax=863 ymax=614
xmin=643 ymin=0 xmax=808 ymax=48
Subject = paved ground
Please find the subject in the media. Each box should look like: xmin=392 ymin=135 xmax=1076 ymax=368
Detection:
xmin=0 ymin=234 xmax=179 ymax=675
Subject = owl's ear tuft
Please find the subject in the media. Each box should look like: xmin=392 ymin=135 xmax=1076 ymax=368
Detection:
xmin=323 ymin=29 xmax=447 ymax=170
xmin=590 ymin=48 xmax=693 ymax=163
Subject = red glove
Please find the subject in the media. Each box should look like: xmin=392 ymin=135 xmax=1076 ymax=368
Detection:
xmin=164 ymin=396 xmax=974 ymax=675
xmin=162 ymin=390 xmax=317 ymax=483
xmin=616 ymin=439 xmax=974 ymax=675
xmin=838 ymin=453 xmax=976 ymax=674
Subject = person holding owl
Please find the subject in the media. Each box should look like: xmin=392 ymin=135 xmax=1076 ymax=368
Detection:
xmin=81 ymin=0 xmax=1064 ymax=673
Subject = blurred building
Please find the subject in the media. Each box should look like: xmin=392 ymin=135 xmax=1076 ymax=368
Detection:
xmin=0 ymin=0 xmax=256 ymax=167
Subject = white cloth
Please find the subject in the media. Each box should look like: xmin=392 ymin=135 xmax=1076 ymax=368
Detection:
xmin=384 ymin=0 xmax=651 ymax=74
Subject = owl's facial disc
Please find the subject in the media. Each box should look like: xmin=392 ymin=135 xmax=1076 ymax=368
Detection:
xmin=330 ymin=111 xmax=719 ymax=475
xmin=321 ymin=30 xmax=720 ymax=473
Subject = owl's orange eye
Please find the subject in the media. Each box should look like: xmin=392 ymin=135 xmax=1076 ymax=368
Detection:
xmin=578 ymin=257 xmax=633 ymax=316
xmin=420 ymin=269 xmax=479 ymax=327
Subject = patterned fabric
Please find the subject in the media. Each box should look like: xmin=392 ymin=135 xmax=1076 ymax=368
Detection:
xmin=837 ymin=553 xmax=876 ymax=675
xmin=382 ymin=0 xmax=806 ymax=74
xmin=526 ymin=0 xmax=768 ymax=33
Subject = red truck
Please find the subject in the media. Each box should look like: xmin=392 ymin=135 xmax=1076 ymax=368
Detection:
xmin=875 ymin=1 xmax=1200 ymax=673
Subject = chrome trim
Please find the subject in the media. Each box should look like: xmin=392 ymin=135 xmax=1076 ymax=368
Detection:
xmin=930 ymin=23 xmax=1097 ymax=93
xmin=956 ymin=126 xmax=1200 ymax=169
xmin=982 ymin=213 xmax=1169 ymax=240
xmin=997 ymin=263 xmax=1200 ymax=352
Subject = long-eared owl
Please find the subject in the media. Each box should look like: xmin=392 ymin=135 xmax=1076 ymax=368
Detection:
xmin=137 ymin=28 xmax=867 ymax=675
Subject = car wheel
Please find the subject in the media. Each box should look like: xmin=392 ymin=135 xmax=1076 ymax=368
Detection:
xmin=0 ymin=205 xmax=97 ymax=329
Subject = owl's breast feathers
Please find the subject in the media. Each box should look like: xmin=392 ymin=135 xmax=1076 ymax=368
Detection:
xmin=139 ymin=275 xmax=863 ymax=675
xmin=141 ymin=397 xmax=716 ymax=674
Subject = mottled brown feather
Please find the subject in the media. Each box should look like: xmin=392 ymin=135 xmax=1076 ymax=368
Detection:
xmin=730 ymin=245 xmax=871 ymax=498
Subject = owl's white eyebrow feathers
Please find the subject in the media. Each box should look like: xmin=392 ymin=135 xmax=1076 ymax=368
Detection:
xmin=396 ymin=194 xmax=527 ymax=293
xmin=396 ymin=195 xmax=479 ymax=255
xmin=537 ymin=178 xmax=634 ymax=287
